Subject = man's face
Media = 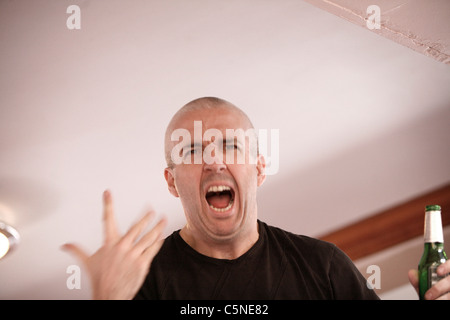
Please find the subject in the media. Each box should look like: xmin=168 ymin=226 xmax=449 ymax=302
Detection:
xmin=164 ymin=107 xmax=265 ymax=242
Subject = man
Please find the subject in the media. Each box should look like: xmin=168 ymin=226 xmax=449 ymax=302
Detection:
xmin=63 ymin=97 xmax=449 ymax=299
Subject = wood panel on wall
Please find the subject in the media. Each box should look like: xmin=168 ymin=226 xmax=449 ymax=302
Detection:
xmin=319 ymin=183 xmax=450 ymax=261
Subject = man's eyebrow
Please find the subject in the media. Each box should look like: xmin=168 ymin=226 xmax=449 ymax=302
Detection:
xmin=181 ymin=139 xmax=244 ymax=150
xmin=181 ymin=142 xmax=203 ymax=149
xmin=223 ymin=137 xmax=244 ymax=145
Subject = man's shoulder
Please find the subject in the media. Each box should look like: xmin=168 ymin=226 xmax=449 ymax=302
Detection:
xmin=261 ymin=220 xmax=335 ymax=248
xmin=152 ymin=229 xmax=183 ymax=265
xmin=260 ymin=220 xmax=337 ymax=260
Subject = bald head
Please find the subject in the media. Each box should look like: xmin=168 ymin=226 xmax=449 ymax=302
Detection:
xmin=164 ymin=97 xmax=257 ymax=167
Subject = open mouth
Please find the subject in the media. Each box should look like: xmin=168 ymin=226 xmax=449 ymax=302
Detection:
xmin=205 ymin=185 xmax=235 ymax=213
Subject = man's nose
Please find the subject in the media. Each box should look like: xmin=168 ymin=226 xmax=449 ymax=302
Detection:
xmin=203 ymin=149 xmax=227 ymax=173
xmin=204 ymin=162 xmax=227 ymax=173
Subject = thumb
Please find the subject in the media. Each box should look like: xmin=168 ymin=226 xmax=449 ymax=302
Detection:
xmin=61 ymin=243 xmax=89 ymax=265
xmin=408 ymin=269 xmax=419 ymax=295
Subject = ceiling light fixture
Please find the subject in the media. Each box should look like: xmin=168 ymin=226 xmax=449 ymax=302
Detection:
xmin=0 ymin=222 xmax=20 ymax=259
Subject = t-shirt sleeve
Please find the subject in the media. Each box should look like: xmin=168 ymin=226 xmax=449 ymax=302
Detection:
xmin=328 ymin=244 xmax=380 ymax=300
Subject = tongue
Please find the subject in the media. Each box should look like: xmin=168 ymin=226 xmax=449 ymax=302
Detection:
xmin=207 ymin=193 xmax=231 ymax=209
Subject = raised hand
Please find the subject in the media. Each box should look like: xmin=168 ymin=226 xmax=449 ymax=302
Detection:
xmin=62 ymin=190 xmax=167 ymax=299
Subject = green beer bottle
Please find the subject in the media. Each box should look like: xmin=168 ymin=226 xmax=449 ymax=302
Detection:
xmin=418 ymin=205 xmax=447 ymax=300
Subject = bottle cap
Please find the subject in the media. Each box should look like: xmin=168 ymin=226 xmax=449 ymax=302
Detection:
xmin=426 ymin=205 xmax=441 ymax=212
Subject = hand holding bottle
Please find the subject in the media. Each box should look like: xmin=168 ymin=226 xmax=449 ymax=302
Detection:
xmin=409 ymin=261 xmax=450 ymax=300
xmin=408 ymin=205 xmax=449 ymax=300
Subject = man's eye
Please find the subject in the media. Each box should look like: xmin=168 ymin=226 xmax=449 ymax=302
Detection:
xmin=183 ymin=149 xmax=198 ymax=158
xmin=225 ymin=144 xmax=239 ymax=151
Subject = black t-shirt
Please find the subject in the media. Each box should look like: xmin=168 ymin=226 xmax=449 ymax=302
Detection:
xmin=134 ymin=220 xmax=379 ymax=300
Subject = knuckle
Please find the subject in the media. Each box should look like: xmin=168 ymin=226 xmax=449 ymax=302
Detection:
xmin=115 ymin=238 xmax=129 ymax=252
xmin=135 ymin=256 xmax=150 ymax=270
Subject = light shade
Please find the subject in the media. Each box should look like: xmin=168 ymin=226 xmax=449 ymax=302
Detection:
xmin=0 ymin=222 xmax=20 ymax=259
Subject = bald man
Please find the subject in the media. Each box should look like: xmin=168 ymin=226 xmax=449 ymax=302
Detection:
xmin=63 ymin=97 xmax=447 ymax=300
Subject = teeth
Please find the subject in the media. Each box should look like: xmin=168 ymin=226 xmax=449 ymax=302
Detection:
xmin=207 ymin=185 xmax=231 ymax=193
xmin=209 ymin=199 xmax=234 ymax=212
xmin=206 ymin=185 xmax=234 ymax=212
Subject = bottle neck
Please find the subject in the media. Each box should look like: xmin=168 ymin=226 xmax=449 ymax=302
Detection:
xmin=424 ymin=242 xmax=445 ymax=250
xmin=424 ymin=210 xmax=444 ymax=243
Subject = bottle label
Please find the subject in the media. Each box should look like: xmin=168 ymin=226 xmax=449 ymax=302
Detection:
xmin=428 ymin=265 xmax=447 ymax=287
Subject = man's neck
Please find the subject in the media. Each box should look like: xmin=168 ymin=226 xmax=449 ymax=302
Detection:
xmin=179 ymin=221 xmax=259 ymax=260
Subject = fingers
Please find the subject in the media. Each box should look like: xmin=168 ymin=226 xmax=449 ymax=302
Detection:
xmin=61 ymin=243 xmax=89 ymax=265
xmin=424 ymin=261 xmax=450 ymax=300
xmin=121 ymin=211 xmax=154 ymax=246
xmin=408 ymin=265 xmax=450 ymax=300
xmin=437 ymin=260 xmax=450 ymax=276
xmin=134 ymin=217 xmax=167 ymax=254
xmin=425 ymin=274 xmax=450 ymax=300
xmin=142 ymin=238 xmax=165 ymax=263
xmin=103 ymin=190 xmax=119 ymax=244
xmin=435 ymin=292 xmax=450 ymax=300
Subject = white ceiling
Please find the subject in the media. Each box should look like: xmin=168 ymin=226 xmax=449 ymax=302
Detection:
xmin=304 ymin=0 xmax=450 ymax=64
xmin=0 ymin=0 xmax=449 ymax=299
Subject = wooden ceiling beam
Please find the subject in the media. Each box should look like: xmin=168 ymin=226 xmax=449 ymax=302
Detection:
xmin=319 ymin=183 xmax=450 ymax=261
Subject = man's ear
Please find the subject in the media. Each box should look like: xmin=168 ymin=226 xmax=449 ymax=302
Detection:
xmin=256 ymin=154 xmax=266 ymax=187
xmin=164 ymin=167 xmax=179 ymax=197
